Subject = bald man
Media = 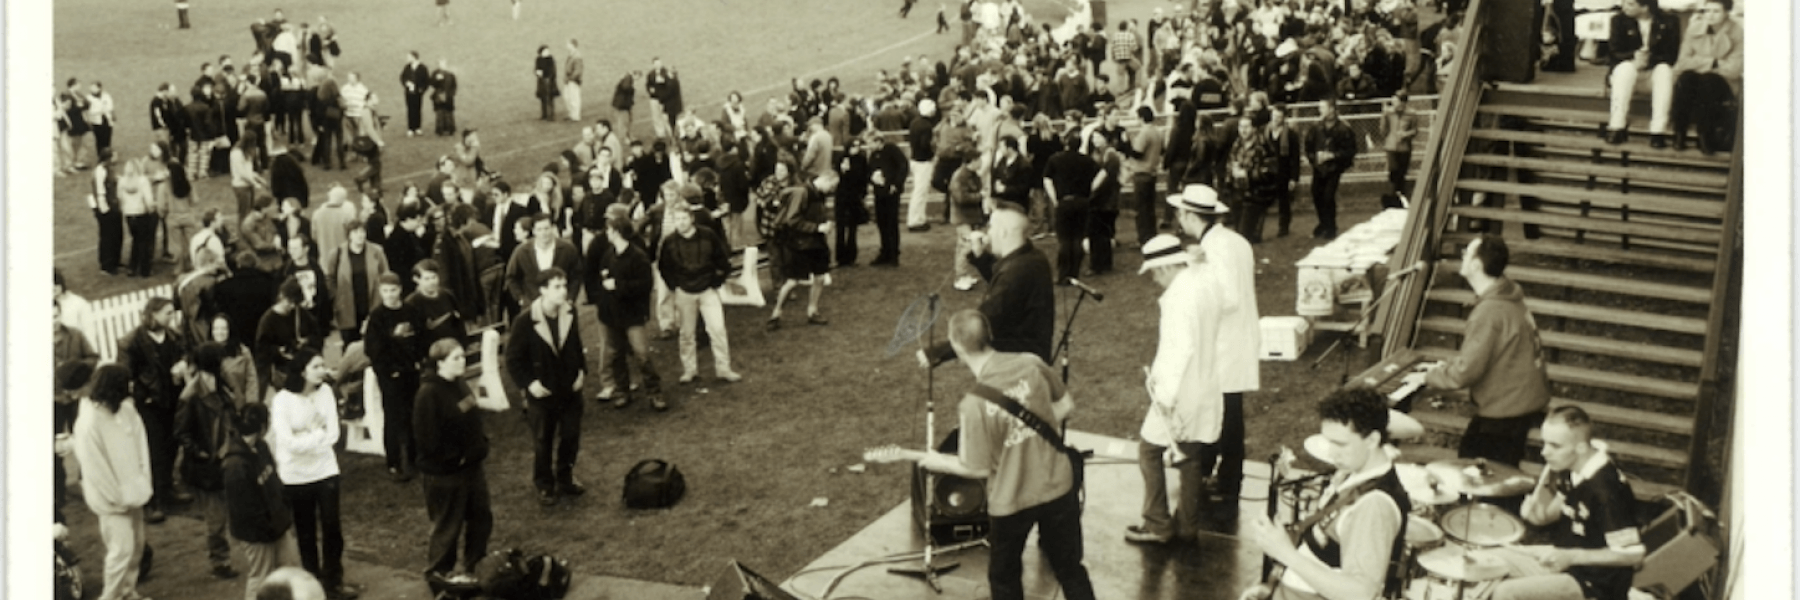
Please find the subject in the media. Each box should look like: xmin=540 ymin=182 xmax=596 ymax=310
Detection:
xmin=923 ymin=202 xmax=1055 ymax=364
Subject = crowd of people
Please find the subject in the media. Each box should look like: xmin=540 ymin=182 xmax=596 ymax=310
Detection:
xmin=53 ymin=0 xmax=1736 ymax=598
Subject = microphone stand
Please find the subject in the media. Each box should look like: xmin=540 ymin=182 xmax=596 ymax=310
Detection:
xmin=890 ymin=294 xmax=967 ymax=592
xmin=1051 ymin=285 xmax=1096 ymax=384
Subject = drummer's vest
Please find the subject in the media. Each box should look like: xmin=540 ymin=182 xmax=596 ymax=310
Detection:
xmin=1300 ymin=467 xmax=1413 ymax=597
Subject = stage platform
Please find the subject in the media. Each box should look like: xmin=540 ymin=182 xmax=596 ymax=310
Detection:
xmin=782 ymin=430 xmax=1272 ymax=600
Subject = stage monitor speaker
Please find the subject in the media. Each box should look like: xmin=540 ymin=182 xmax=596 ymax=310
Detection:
xmin=910 ymin=428 xmax=990 ymax=545
xmin=705 ymin=560 xmax=803 ymax=600
xmin=1090 ymin=0 xmax=1108 ymax=28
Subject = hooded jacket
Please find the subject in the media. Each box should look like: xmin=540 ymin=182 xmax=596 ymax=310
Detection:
xmin=221 ymin=435 xmax=293 ymax=543
xmin=1425 ymin=277 xmax=1552 ymax=418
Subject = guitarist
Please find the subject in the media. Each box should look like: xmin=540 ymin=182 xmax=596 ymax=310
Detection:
xmin=1242 ymin=388 xmax=1409 ymax=600
xmin=877 ymin=309 xmax=1096 ymax=600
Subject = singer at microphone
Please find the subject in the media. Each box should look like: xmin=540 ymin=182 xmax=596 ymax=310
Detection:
xmin=1386 ymin=260 xmax=1430 ymax=281
xmin=918 ymin=203 xmax=1056 ymax=367
xmin=1065 ymin=279 xmax=1106 ymax=302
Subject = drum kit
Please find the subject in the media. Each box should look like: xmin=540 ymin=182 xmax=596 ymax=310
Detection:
xmin=1300 ymin=428 xmax=1546 ymax=600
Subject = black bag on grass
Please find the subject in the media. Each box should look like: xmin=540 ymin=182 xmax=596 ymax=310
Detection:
xmin=473 ymin=548 xmax=572 ymax=600
xmin=623 ymin=459 xmax=686 ymax=509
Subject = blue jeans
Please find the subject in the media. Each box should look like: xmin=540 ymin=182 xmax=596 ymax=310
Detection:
xmin=986 ymin=487 xmax=1096 ymax=600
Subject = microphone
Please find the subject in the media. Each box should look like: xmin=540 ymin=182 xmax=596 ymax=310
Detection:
xmin=1385 ymin=261 xmax=1430 ymax=281
xmin=1066 ymin=279 xmax=1106 ymax=302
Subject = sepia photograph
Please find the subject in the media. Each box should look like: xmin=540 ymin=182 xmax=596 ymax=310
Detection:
xmin=12 ymin=0 xmax=1789 ymax=598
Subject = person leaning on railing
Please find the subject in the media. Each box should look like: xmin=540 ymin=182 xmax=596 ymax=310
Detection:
xmin=1669 ymin=0 xmax=1741 ymax=155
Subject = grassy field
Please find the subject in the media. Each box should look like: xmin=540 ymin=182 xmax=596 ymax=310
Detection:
xmin=53 ymin=0 xmax=1399 ymax=591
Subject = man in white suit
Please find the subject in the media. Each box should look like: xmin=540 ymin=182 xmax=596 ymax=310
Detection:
xmin=1126 ymin=233 xmax=1226 ymax=544
xmin=1174 ymin=184 xmax=1260 ymax=520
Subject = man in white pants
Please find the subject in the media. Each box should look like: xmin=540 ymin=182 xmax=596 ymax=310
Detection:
xmin=563 ymin=39 xmax=584 ymax=122
xmin=656 ymin=206 xmax=743 ymax=384
xmin=906 ymin=98 xmax=938 ymax=231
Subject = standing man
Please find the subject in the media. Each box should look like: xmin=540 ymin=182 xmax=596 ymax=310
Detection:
xmin=1487 ymin=407 xmax=1645 ymax=600
xmin=878 ymin=310 xmax=1096 ymax=600
xmin=176 ymin=0 xmax=191 ymax=29
xmin=1173 ymin=185 xmax=1257 ymax=516
xmin=152 ymin=83 xmax=190 ymax=165
xmin=364 ymin=273 xmax=425 ymax=481
xmin=414 ymin=339 xmax=493 ymax=578
xmin=506 ymin=215 xmax=586 ymax=310
xmin=338 ymin=72 xmax=384 ymax=148
xmin=563 ymin=39 xmax=585 ymax=122
xmin=611 ymin=71 xmax=637 ymax=138
xmin=87 ymin=81 xmax=118 ymax=159
xmin=1302 ymin=98 xmax=1357 ymax=240
xmin=1127 ymin=106 xmax=1166 ymax=247
xmin=868 ymin=130 xmax=909 ymax=266
xmin=1043 ymin=131 xmax=1098 ymax=285
xmin=1267 ymin=105 xmax=1302 ymax=238
xmin=1420 ymin=236 xmax=1551 ymax=466
xmin=401 ymin=52 xmax=431 ymax=137
xmin=658 ymin=206 xmax=744 ymax=383
xmin=905 ymin=99 xmax=937 ymax=231
xmin=1378 ymin=93 xmax=1418 ymax=195
xmin=175 ymin=343 xmax=243 ymax=580
xmin=924 ymin=203 xmax=1055 ymax=364
xmin=120 ymin=297 xmax=192 ymax=524
xmin=504 ymin=269 xmax=589 ymax=507
xmin=431 ymin=59 xmax=458 ymax=137
xmin=222 ymin=403 xmax=303 ymax=600
xmin=1126 ymin=234 xmax=1226 ymax=545
xmin=1242 ymin=388 xmax=1411 ymax=600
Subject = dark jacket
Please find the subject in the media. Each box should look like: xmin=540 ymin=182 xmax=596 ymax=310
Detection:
xmin=908 ymin=114 xmax=937 ymax=162
xmin=431 ymin=69 xmax=458 ymax=109
xmin=269 ymin=153 xmax=308 ymax=207
xmin=120 ymin=326 xmax=188 ymax=410
xmin=1304 ymin=117 xmax=1359 ymax=174
xmin=412 ymin=373 xmax=488 ymax=475
xmin=254 ymin=306 xmax=324 ymax=376
xmin=364 ymin=302 xmax=424 ymax=375
xmin=221 ymin=436 xmax=292 ymax=543
xmin=1609 ymin=10 xmax=1682 ymax=68
xmin=383 ymin=227 xmax=430 ymax=295
xmin=657 ymin=227 xmax=732 ymax=293
xmin=401 ymin=62 xmax=432 ymax=98
xmin=611 ymin=74 xmax=634 ymax=111
xmin=718 ymin=151 xmax=753 ymax=214
xmin=175 ymin=378 xmax=237 ymax=491
xmin=592 ymin=240 xmax=654 ymax=328
xmin=1424 ymin=277 xmax=1552 ymax=419
xmin=930 ymin=241 xmax=1056 ymax=363
xmin=211 ymin=268 xmax=282 ymax=350
xmin=870 ymin=141 xmax=910 ymax=198
xmin=504 ymin=300 xmax=586 ymax=398
xmin=505 ymin=239 xmax=584 ymax=307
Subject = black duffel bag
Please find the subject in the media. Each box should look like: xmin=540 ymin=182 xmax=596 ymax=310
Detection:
xmin=623 ymin=459 xmax=686 ymax=509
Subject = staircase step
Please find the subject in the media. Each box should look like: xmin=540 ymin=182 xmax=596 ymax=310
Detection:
xmin=1446 ymin=206 xmax=1722 ymax=246
xmin=1436 ymin=261 xmax=1712 ymax=304
xmin=1417 ymin=317 xmax=1703 ymax=368
xmin=1467 ymin=128 xmax=1733 ymax=168
xmin=1416 ymin=346 xmax=1700 ymax=402
xmin=1531 ymin=145 xmax=1734 ymax=171
xmin=1425 ymin=288 xmax=1707 ymax=335
xmin=1454 ymin=179 xmax=1725 ymax=220
xmin=1459 ymin=154 xmax=1730 ymax=192
xmin=1440 ymin=233 xmax=1715 ymax=272
xmin=1525 ymin=228 xmax=1720 ymax=256
xmin=1532 ymin=169 xmax=1731 ymax=198
xmin=1408 ymin=409 xmax=1689 ymax=469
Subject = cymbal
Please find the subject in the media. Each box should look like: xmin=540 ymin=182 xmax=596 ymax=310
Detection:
xmin=1416 ymin=545 xmax=1510 ymax=583
xmin=1395 ymin=463 xmax=1460 ymax=506
xmin=1387 ymin=410 xmax=1424 ymax=441
xmin=1424 ymin=458 xmax=1535 ymax=497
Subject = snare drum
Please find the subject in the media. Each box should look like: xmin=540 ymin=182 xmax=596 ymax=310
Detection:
xmin=1439 ymin=503 xmax=1526 ymax=547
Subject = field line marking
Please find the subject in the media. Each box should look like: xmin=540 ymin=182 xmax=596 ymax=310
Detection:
xmin=54 ymin=29 xmax=938 ymax=261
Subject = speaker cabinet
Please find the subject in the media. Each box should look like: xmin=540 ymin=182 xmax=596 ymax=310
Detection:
xmin=910 ymin=428 xmax=990 ymax=545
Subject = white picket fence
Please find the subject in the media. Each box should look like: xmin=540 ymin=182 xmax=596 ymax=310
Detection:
xmin=84 ymin=284 xmax=176 ymax=364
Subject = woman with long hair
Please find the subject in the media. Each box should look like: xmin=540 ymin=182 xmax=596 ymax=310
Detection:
xmin=118 ymin=156 xmax=160 ymax=277
xmin=149 ymin=140 xmax=195 ymax=268
xmin=208 ymin=312 xmax=262 ymax=403
xmin=269 ymin=349 xmax=360 ymax=599
xmin=72 ymin=363 xmax=155 ymax=600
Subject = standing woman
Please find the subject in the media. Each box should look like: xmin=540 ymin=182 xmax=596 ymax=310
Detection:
xmin=280 ymin=62 xmax=310 ymax=147
xmin=534 ymin=45 xmax=558 ymax=122
xmin=720 ymin=91 xmax=748 ymax=141
xmin=209 ymin=313 xmax=262 ymax=405
xmin=149 ymin=141 xmax=195 ymax=268
xmin=119 ymin=156 xmax=160 ymax=278
xmin=175 ymin=342 xmax=242 ymax=580
xmin=93 ymin=150 xmax=126 ymax=275
xmin=269 ymin=350 xmax=360 ymax=600
xmin=72 ymin=364 xmax=155 ymax=600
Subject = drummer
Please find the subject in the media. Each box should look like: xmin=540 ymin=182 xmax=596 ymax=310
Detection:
xmin=1488 ymin=407 xmax=1644 ymax=600
xmin=1242 ymin=388 xmax=1410 ymax=600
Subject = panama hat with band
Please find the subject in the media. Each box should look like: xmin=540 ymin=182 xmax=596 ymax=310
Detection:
xmin=1168 ymin=184 xmax=1229 ymax=215
xmin=1139 ymin=234 xmax=1193 ymax=274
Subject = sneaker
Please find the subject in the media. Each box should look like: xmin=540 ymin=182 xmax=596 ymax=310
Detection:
xmin=537 ymin=489 xmax=558 ymax=506
xmin=558 ymin=480 xmax=587 ymax=497
xmin=678 ymin=373 xmax=697 ymax=385
xmin=651 ymin=396 xmax=669 ymax=411
xmin=807 ymin=313 xmax=830 ymax=326
xmin=953 ymin=276 xmax=979 ymax=291
xmin=766 ymin=316 xmax=782 ymax=331
xmin=1124 ymin=525 xmax=1172 ymax=544
xmin=716 ymin=371 xmax=743 ymax=383
xmin=211 ymin=565 xmax=240 ymax=580
xmin=612 ymin=396 xmax=632 ymax=409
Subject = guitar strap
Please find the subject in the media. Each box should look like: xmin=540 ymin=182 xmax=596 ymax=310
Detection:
xmin=967 ymin=383 xmax=1084 ymax=489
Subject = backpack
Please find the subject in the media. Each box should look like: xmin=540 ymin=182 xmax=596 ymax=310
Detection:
xmin=473 ymin=549 xmax=572 ymax=600
xmin=622 ymin=459 xmax=686 ymax=509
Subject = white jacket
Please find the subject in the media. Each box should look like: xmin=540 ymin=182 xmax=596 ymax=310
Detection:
xmin=270 ymin=385 xmax=342 ymax=485
xmin=1141 ymin=265 xmax=1226 ymax=445
xmin=73 ymin=398 xmax=154 ymax=514
xmin=1198 ymin=226 xmax=1261 ymax=393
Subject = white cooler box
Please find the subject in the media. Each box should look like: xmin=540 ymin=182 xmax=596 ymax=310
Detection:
xmin=1261 ymin=316 xmax=1314 ymax=361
